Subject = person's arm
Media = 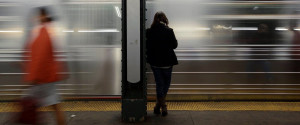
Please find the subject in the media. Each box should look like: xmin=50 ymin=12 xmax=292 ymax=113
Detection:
xmin=146 ymin=29 xmax=151 ymax=54
xmin=169 ymin=29 xmax=178 ymax=49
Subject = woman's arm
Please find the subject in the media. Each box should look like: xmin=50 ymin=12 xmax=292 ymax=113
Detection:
xmin=169 ymin=29 xmax=178 ymax=49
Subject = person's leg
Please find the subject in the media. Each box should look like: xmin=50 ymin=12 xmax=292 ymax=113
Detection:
xmin=293 ymin=60 xmax=300 ymax=82
xmin=151 ymin=66 xmax=165 ymax=114
xmin=162 ymin=67 xmax=173 ymax=96
xmin=262 ymin=60 xmax=272 ymax=82
xmin=52 ymin=104 xmax=65 ymax=125
xmin=41 ymin=83 xmax=65 ymax=125
xmin=246 ymin=60 xmax=257 ymax=83
xmin=161 ymin=67 xmax=173 ymax=116
xmin=151 ymin=66 xmax=165 ymax=98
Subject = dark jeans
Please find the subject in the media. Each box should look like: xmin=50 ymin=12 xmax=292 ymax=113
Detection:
xmin=151 ymin=66 xmax=173 ymax=98
xmin=246 ymin=60 xmax=272 ymax=81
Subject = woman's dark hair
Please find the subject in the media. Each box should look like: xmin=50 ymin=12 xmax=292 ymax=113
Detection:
xmin=39 ymin=7 xmax=48 ymax=16
xmin=151 ymin=11 xmax=169 ymax=28
xmin=38 ymin=7 xmax=54 ymax=22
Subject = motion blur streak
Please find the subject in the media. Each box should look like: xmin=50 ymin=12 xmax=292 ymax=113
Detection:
xmin=1 ymin=0 xmax=300 ymax=100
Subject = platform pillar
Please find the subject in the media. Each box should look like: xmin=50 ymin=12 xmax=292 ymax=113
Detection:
xmin=121 ymin=0 xmax=146 ymax=122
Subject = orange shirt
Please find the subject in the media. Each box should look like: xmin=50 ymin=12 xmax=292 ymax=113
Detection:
xmin=24 ymin=25 xmax=64 ymax=84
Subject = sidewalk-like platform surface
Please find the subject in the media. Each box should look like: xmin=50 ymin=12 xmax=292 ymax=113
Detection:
xmin=1 ymin=111 xmax=300 ymax=125
xmin=1 ymin=101 xmax=300 ymax=125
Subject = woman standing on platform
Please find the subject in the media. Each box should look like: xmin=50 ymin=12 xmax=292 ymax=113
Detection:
xmin=146 ymin=11 xmax=178 ymax=116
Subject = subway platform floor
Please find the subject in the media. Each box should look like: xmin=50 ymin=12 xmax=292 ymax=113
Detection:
xmin=1 ymin=101 xmax=300 ymax=125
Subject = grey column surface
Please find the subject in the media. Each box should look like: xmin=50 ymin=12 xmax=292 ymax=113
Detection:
xmin=121 ymin=0 xmax=147 ymax=122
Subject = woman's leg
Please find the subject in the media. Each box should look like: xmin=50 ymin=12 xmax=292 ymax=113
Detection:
xmin=151 ymin=67 xmax=165 ymax=114
xmin=151 ymin=67 xmax=165 ymax=99
xmin=52 ymin=104 xmax=65 ymax=125
xmin=161 ymin=67 xmax=173 ymax=116
xmin=162 ymin=67 xmax=173 ymax=96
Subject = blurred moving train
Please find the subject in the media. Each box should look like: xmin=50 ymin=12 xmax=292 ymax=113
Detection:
xmin=1 ymin=0 xmax=300 ymax=100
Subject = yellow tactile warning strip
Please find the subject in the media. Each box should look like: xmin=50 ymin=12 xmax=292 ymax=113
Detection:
xmin=2 ymin=101 xmax=300 ymax=112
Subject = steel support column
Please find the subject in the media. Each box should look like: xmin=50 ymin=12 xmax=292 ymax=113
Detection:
xmin=121 ymin=0 xmax=146 ymax=122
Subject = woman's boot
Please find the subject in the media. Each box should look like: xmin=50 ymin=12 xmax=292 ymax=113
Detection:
xmin=154 ymin=97 xmax=163 ymax=115
xmin=161 ymin=96 xmax=168 ymax=116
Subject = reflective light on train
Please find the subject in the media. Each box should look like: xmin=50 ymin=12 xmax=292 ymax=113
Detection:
xmin=173 ymin=27 xmax=210 ymax=32
xmin=0 ymin=30 xmax=23 ymax=33
xmin=78 ymin=29 xmax=120 ymax=33
xmin=62 ymin=30 xmax=74 ymax=33
xmin=114 ymin=6 xmax=121 ymax=18
xmin=275 ymin=27 xmax=289 ymax=31
xmin=231 ymin=27 xmax=258 ymax=31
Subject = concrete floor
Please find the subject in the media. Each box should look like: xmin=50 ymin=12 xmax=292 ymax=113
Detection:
xmin=1 ymin=111 xmax=300 ymax=125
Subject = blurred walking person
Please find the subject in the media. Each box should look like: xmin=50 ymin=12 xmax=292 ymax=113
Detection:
xmin=146 ymin=11 xmax=178 ymax=116
xmin=247 ymin=23 xmax=274 ymax=83
xmin=21 ymin=7 xmax=66 ymax=125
